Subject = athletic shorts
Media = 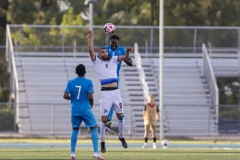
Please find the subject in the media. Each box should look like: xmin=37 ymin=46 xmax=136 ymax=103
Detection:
xmin=100 ymin=89 xmax=124 ymax=116
xmin=144 ymin=120 xmax=157 ymax=126
xmin=71 ymin=111 xmax=97 ymax=128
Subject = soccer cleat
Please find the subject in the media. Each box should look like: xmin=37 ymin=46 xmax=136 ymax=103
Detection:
xmin=106 ymin=121 xmax=112 ymax=127
xmin=71 ymin=156 xmax=76 ymax=160
xmin=119 ymin=137 xmax=128 ymax=148
xmin=142 ymin=143 xmax=147 ymax=149
xmin=153 ymin=143 xmax=157 ymax=149
xmin=71 ymin=153 xmax=76 ymax=160
xmin=92 ymin=153 xmax=105 ymax=160
xmin=106 ymin=127 xmax=117 ymax=134
xmin=101 ymin=142 xmax=106 ymax=153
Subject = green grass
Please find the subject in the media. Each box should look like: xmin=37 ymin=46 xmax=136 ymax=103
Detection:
xmin=0 ymin=148 xmax=239 ymax=160
xmin=0 ymin=139 xmax=240 ymax=160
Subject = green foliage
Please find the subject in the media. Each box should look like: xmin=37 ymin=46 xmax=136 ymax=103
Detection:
xmin=217 ymin=77 xmax=239 ymax=104
xmin=219 ymin=107 xmax=239 ymax=119
xmin=165 ymin=0 xmax=240 ymax=26
xmin=0 ymin=107 xmax=14 ymax=131
xmin=7 ymin=0 xmax=62 ymax=25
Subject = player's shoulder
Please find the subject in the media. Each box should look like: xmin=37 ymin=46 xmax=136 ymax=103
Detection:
xmin=105 ymin=45 xmax=111 ymax=50
xmin=79 ymin=76 xmax=91 ymax=81
xmin=84 ymin=78 xmax=93 ymax=84
xmin=118 ymin=45 xmax=125 ymax=49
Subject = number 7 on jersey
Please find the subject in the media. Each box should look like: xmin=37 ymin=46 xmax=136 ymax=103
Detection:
xmin=76 ymin=86 xmax=81 ymax=99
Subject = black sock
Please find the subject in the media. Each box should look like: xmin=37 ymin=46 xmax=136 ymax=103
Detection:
xmin=153 ymin=137 xmax=156 ymax=143
xmin=144 ymin=137 xmax=148 ymax=143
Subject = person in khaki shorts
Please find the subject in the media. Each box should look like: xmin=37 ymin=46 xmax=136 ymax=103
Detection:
xmin=142 ymin=95 xmax=159 ymax=149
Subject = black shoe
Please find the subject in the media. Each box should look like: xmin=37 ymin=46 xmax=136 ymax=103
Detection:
xmin=101 ymin=142 xmax=106 ymax=153
xmin=119 ymin=137 xmax=128 ymax=148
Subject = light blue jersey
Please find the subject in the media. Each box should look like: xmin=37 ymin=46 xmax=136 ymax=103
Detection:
xmin=105 ymin=45 xmax=126 ymax=78
xmin=64 ymin=77 xmax=94 ymax=116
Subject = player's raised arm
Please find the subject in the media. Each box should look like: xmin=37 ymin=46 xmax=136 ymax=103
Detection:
xmin=124 ymin=57 xmax=133 ymax=66
xmin=118 ymin=47 xmax=132 ymax=62
xmin=86 ymin=29 xmax=96 ymax=61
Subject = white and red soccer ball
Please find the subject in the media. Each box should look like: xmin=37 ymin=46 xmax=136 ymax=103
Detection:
xmin=104 ymin=23 xmax=116 ymax=34
xmin=161 ymin=139 xmax=169 ymax=149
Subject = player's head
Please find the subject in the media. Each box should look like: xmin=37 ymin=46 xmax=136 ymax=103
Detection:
xmin=110 ymin=35 xmax=119 ymax=50
xmin=75 ymin=64 xmax=86 ymax=77
xmin=149 ymin=95 xmax=155 ymax=103
xmin=98 ymin=47 xmax=109 ymax=60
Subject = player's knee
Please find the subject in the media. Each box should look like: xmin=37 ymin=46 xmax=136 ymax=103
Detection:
xmin=90 ymin=125 xmax=98 ymax=130
xmin=73 ymin=127 xmax=79 ymax=130
xmin=118 ymin=115 xmax=124 ymax=121
xmin=102 ymin=116 xmax=108 ymax=123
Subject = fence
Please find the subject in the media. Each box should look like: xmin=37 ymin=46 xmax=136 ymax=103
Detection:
xmin=8 ymin=25 xmax=240 ymax=55
xmin=3 ymin=25 xmax=240 ymax=136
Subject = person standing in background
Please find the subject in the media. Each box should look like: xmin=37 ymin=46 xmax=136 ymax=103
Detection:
xmin=142 ymin=95 xmax=159 ymax=149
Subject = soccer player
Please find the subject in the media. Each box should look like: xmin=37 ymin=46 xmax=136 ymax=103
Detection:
xmin=86 ymin=29 xmax=131 ymax=153
xmin=63 ymin=64 xmax=104 ymax=160
xmin=142 ymin=95 xmax=159 ymax=149
xmin=104 ymin=35 xmax=133 ymax=134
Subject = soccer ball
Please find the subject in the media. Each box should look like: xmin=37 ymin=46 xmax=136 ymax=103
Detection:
xmin=104 ymin=23 xmax=116 ymax=34
xmin=161 ymin=139 xmax=169 ymax=149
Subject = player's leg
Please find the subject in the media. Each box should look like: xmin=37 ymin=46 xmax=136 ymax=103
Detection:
xmin=105 ymin=106 xmax=117 ymax=134
xmin=99 ymin=90 xmax=113 ymax=153
xmin=106 ymin=107 xmax=117 ymax=134
xmin=142 ymin=125 xmax=150 ymax=148
xmin=100 ymin=115 xmax=108 ymax=153
xmin=113 ymin=89 xmax=127 ymax=148
xmin=70 ymin=115 xmax=82 ymax=160
xmin=116 ymin=113 xmax=127 ymax=148
xmin=151 ymin=125 xmax=157 ymax=149
xmin=106 ymin=106 xmax=114 ymax=127
xmin=83 ymin=112 xmax=105 ymax=160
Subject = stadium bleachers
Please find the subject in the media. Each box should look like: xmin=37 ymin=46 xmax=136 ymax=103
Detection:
xmin=13 ymin=49 xmax=240 ymax=137
xmin=15 ymin=56 xmax=131 ymax=136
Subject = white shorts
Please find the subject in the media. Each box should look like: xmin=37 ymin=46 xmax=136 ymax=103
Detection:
xmin=99 ymin=89 xmax=124 ymax=116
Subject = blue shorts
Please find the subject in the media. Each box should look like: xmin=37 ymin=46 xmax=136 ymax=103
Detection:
xmin=71 ymin=112 xmax=97 ymax=128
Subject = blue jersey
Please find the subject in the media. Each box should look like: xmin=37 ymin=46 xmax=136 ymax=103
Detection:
xmin=105 ymin=45 xmax=126 ymax=78
xmin=64 ymin=77 xmax=94 ymax=116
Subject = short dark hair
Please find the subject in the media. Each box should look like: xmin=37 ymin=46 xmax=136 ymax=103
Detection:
xmin=75 ymin=64 xmax=86 ymax=76
xmin=110 ymin=35 xmax=119 ymax=41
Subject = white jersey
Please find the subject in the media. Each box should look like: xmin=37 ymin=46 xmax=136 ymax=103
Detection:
xmin=93 ymin=55 xmax=119 ymax=85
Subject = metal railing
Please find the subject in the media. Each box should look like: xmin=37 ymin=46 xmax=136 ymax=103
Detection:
xmin=15 ymin=102 xmax=133 ymax=136
xmin=134 ymin=43 xmax=149 ymax=102
xmin=6 ymin=25 xmax=19 ymax=131
xmin=202 ymin=43 xmax=219 ymax=122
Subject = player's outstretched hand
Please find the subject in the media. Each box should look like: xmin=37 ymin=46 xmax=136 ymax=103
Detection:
xmin=86 ymin=29 xmax=93 ymax=38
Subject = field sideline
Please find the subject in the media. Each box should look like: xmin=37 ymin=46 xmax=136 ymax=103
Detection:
xmin=0 ymin=139 xmax=240 ymax=160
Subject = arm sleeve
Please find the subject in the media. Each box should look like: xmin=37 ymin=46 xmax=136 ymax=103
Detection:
xmin=157 ymin=106 xmax=159 ymax=112
xmin=92 ymin=55 xmax=97 ymax=63
xmin=64 ymin=82 xmax=70 ymax=93
xmin=121 ymin=47 xmax=126 ymax=55
xmin=88 ymin=80 xmax=94 ymax=93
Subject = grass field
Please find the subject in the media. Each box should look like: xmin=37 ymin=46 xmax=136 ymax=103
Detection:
xmin=0 ymin=139 xmax=239 ymax=160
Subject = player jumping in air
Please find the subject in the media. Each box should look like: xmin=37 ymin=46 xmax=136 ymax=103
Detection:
xmin=63 ymin=64 xmax=104 ymax=160
xmin=104 ymin=35 xmax=133 ymax=134
xmin=86 ymin=28 xmax=132 ymax=153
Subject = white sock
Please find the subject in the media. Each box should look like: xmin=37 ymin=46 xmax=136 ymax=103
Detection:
xmin=118 ymin=119 xmax=124 ymax=138
xmin=100 ymin=122 xmax=106 ymax=142
xmin=71 ymin=152 xmax=76 ymax=157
